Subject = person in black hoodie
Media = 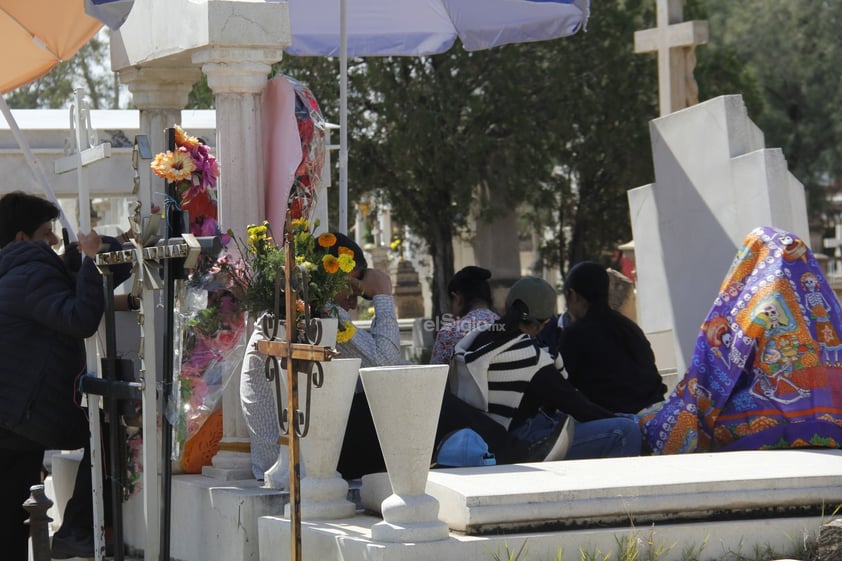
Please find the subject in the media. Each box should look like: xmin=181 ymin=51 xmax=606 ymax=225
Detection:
xmin=0 ymin=192 xmax=106 ymax=561
xmin=556 ymin=261 xmax=667 ymax=414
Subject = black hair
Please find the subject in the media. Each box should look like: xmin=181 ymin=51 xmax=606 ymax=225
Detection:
xmin=328 ymin=231 xmax=368 ymax=271
xmin=448 ymin=266 xmax=493 ymax=317
xmin=0 ymin=191 xmax=60 ymax=248
xmin=565 ymin=261 xmax=610 ymax=307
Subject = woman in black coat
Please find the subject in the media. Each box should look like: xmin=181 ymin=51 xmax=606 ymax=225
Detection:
xmin=0 ymin=192 xmax=105 ymax=561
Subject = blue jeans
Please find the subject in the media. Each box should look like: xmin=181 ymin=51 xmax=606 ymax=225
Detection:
xmin=565 ymin=416 xmax=641 ymax=460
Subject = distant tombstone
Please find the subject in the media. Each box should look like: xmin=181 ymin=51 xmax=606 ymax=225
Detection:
xmin=824 ymin=224 xmax=842 ymax=276
xmin=392 ymin=259 xmax=425 ymax=319
xmin=628 ymin=95 xmax=810 ymax=375
xmin=607 ymin=268 xmax=637 ymax=323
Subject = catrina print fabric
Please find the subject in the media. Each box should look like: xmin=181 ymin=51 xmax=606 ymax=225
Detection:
xmin=640 ymin=226 xmax=842 ymax=454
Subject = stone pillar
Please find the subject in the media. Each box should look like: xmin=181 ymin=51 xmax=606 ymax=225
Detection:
xmin=194 ymin=47 xmax=283 ymax=239
xmin=119 ymin=67 xmax=202 ymax=554
xmin=121 ymin=67 xmax=202 ymax=161
xmin=195 ymin=46 xmax=284 ymax=479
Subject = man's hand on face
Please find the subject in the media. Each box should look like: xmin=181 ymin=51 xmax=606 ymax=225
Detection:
xmin=355 ymin=268 xmax=392 ymax=299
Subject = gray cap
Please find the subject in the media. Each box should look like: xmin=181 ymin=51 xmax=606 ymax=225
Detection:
xmin=505 ymin=276 xmax=557 ymax=322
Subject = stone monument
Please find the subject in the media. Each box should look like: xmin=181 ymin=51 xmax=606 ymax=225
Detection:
xmin=629 ymin=94 xmax=810 ymax=376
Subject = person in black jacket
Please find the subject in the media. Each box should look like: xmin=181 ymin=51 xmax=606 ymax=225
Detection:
xmin=555 ymin=261 xmax=667 ymax=414
xmin=0 ymin=192 xmax=105 ymax=561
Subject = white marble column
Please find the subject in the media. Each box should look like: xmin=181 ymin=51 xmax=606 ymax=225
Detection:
xmin=194 ymin=47 xmax=283 ymax=238
xmin=194 ymin=46 xmax=284 ymax=479
xmin=121 ymin=67 xmax=202 ymax=158
xmin=119 ymin=66 xmax=201 ymax=559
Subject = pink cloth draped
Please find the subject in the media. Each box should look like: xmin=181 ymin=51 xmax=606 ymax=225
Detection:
xmin=262 ymin=76 xmax=302 ymax=233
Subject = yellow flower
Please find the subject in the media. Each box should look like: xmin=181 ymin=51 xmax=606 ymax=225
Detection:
xmin=337 ymin=246 xmax=354 ymax=257
xmin=317 ymin=232 xmax=337 ymax=248
xmin=247 ymin=223 xmax=269 ymax=245
xmin=174 ymin=124 xmax=200 ymax=149
xmin=322 ymin=254 xmax=340 ymax=274
xmin=390 ymin=239 xmax=402 ymax=251
xmin=291 ymin=218 xmax=310 ymax=231
xmin=338 ymin=253 xmax=356 ymax=273
xmin=150 ymin=149 xmax=196 ymax=183
xmin=336 ymin=321 xmax=356 ymax=343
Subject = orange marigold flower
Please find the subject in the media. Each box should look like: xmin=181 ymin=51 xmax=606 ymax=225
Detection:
xmin=322 ymin=254 xmax=340 ymax=274
xmin=317 ymin=233 xmax=337 ymax=248
xmin=150 ymin=149 xmax=195 ymax=183
xmin=337 ymin=246 xmax=354 ymax=257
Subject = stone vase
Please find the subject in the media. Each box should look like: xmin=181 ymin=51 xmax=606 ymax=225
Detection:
xmin=283 ymin=357 xmax=361 ymax=519
xmin=264 ymin=316 xmax=339 ymax=490
xmin=360 ymin=364 xmax=450 ymax=543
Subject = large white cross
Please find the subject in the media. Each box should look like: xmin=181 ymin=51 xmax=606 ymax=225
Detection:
xmin=54 ymin=89 xmax=112 ymax=237
xmin=634 ymin=0 xmax=709 ymax=117
xmin=824 ymin=224 xmax=842 ymax=276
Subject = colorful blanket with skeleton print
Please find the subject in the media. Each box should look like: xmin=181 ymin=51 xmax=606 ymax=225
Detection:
xmin=640 ymin=226 xmax=842 ymax=454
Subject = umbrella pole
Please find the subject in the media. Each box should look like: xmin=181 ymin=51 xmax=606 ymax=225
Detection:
xmin=0 ymin=96 xmax=75 ymax=238
xmin=339 ymin=0 xmax=348 ymax=234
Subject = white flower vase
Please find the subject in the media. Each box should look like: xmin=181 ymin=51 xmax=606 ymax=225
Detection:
xmin=263 ymin=316 xmax=339 ymax=491
xmin=264 ymin=445 xmax=289 ymax=490
xmin=282 ymin=357 xmax=361 ymax=519
xmin=310 ymin=316 xmax=338 ymax=347
xmin=360 ymin=364 xmax=450 ymax=543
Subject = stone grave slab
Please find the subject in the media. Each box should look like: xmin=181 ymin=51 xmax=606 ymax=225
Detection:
xmin=361 ymin=449 xmax=842 ymax=534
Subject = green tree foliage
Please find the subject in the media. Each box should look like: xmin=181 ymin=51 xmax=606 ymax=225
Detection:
xmin=703 ymin=0 xmax=842 ymax=229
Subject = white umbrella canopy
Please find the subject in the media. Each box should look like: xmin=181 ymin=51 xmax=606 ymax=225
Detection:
xmin=287 ymin=0 xmax=589 ymax=56
xmin=284 ymin=0 xmax=590 ymax=232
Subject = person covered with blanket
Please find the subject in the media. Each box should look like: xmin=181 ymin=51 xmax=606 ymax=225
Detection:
xmin=640 ymin=226 xmax=842 ymax=454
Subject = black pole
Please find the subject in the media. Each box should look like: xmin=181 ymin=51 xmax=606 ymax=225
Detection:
xmin=101 ymin=270 xmax=126 ymax=561
xmin=160 ymin=126 xmax=181 ymax=561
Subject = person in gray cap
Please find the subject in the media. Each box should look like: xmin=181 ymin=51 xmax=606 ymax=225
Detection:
xmin=451 ymin=276 xmax=642 ymax=461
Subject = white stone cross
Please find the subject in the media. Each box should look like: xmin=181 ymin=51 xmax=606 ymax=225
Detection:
xmin=54 ymin=89 xmax=112 ymax=237
xmin=634 ymin=0 xmax=709 ymax=116
xmin=823 ymin=224 xmax=842 ymax=276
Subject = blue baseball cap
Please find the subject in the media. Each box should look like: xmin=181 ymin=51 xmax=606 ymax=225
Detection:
xmin=435 ymin=428 xmax=496 ymax=468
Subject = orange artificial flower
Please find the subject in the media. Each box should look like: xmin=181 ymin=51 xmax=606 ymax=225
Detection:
xmin=337 ymin=246 xmax=354 ymax=257
xmin=174 ymin=124 xmax=200 ymax=149
xmin=151 ymin=149 xmax=196 ymax=183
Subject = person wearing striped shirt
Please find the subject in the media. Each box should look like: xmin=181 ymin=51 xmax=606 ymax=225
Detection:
xmin=453 ymin=276 xmax=641 ymax=460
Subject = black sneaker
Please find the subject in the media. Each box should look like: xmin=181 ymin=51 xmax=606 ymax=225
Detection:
xmin=525 ymin=413 xmax=574 ymax=462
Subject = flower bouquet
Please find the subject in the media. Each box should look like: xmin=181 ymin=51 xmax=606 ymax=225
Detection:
xmin=151 ymin=124 xmax=220 ymax=236
xmin=226 ymin=217 xmax=358 ymax=343
xmin=148 ymin=124 xmax=249 ymax=473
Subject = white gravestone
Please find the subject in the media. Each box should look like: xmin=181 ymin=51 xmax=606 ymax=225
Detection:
xmin=628 ymin=94 xmax=810 ymax=376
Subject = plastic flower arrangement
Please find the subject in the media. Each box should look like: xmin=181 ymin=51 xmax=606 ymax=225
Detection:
xmin=150 ymin=124 xmax=221 ymax=236
xmin=146 ymin=124 xmax=248 ymax=473
xmin=226 ymin=217 xmax=358 ymax=342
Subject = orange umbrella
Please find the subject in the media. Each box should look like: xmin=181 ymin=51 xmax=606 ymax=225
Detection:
xmin=0 ymin=0 xmax=103 ymax=94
